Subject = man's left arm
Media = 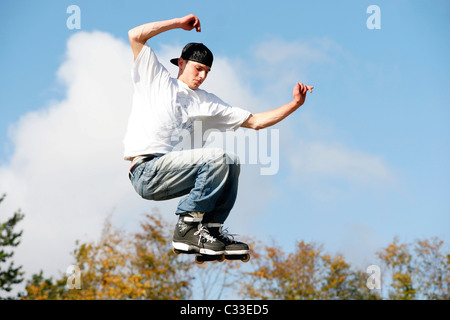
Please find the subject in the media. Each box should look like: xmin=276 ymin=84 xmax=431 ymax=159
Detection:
xmin=241 ymin=82 xmax=313 ymax=130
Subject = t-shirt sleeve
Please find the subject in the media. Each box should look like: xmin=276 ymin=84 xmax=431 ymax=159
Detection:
xmin=200 ymin=92 xmax=251 ymax=132
xmin=132 ymin=44 xmax=171 ymax=91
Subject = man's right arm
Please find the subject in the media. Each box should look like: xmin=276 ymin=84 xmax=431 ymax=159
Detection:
xmin=128 ymin=14 xmax=201 ymax=60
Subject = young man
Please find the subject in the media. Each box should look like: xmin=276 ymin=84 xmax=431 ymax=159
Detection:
xmin=124 ymin=14 xmax=313 ymax=257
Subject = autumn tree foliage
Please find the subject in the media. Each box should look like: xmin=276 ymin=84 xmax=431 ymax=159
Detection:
xmin=240 ymin=241 xmax=379 ymax=300
xmin=377 ymin=236 xmax=449 ymax=300
xmin=23 ymin=211 xmax=448 ymax=300
xmin=25 ymin=213 xmax=193 ymax=299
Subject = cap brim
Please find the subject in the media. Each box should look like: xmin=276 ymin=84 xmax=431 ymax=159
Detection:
xmin=170 ymin=58 xmax=179 ymax=66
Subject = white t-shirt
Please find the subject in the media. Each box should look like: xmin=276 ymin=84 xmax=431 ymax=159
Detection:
xmin=123 ymin=44 xmax=251 ymax=160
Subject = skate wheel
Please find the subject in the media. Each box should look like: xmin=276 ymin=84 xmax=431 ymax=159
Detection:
xmin=195 ymin=254 xmax=224 ymax=264
xmin=195 ymin=256 xmax=204 ymax=264
xmin=241 ymin=254 xmax=250 ymax=262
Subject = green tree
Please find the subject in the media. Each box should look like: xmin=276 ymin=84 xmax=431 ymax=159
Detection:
xmin=0 ymin=194 xmax=25 ymax=297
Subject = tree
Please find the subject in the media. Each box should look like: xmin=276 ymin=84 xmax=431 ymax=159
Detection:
xmin=240 ymin=240 xmax=379 ymax=300
xmin=0 ymin=194 xmax=25 ymax=297
xmin=24 ymin=212 xmax=194 ymax=299
xmin=24 ymin=271 xmax=65 ymax=300
xmin=377 ymin=236 xmax=449 ymax=300
xmin=414 ymin=237 xmax=449 ymax=299
xmin=23 ymin=209 xmax=448 ymax=300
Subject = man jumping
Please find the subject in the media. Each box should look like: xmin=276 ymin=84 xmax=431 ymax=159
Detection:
xmin=124 ymin=14 xmax=313 ymax=257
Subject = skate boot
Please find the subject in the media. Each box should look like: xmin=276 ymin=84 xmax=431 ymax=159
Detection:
xmin=172 ymin=212 xmax=225 ymax=255
xmin=205 ymin=223 xmax=250 ymax=262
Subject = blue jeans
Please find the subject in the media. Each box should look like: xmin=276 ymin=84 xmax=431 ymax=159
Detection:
xmin=130 ymin=148 xmax=240 ymax=224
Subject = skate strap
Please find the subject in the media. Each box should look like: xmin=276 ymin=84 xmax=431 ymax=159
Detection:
xmin=182 ymin=212 xmax=204 ymax=223
xmin=204 ymin=223 xmax=222 ymax=228
xmin=183 ymin=216 xmax=203 ymax=223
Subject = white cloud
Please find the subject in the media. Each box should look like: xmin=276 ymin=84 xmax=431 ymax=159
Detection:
xmin=253 ymin=38 xmax=334 ymax=66
xmin=1 ymin=31 xmax=140 ymax=284
xmin=248 ymin=37 xmax=340 ymax=99
xmin=245 ymin=37 xmax=396 ymax=193
xmin=284 ymin=138 xmax=396 ymax=205
xmin=290 ymin=140 xmax=393 ymax=183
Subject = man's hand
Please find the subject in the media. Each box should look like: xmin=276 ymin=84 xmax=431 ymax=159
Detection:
xmin=178 ymin=14 xmax=201 ymax=32
xmin=128 ymin=15 xmax=201 ymax=60
xmin=293 ymin=82 xmax=314 ymax=107
xmin=241 ymin=82 xmax=314 ymax=130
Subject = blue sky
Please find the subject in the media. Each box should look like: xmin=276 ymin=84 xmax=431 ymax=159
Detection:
xmin=0 ymin=0 xmax=449 ymax=294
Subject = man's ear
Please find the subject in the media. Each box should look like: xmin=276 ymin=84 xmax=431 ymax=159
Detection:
xmin=178 ymin=58 xmax=186 ymax=68
xmin=177 ymin=58 xmax=186 ymax=78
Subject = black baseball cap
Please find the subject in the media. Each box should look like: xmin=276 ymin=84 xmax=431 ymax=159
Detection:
xmin=170 ymin=43 xmax=213 ymax=68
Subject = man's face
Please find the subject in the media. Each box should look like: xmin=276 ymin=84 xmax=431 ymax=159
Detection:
xmin=177 ymin=58 xmax=211 ymax=90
